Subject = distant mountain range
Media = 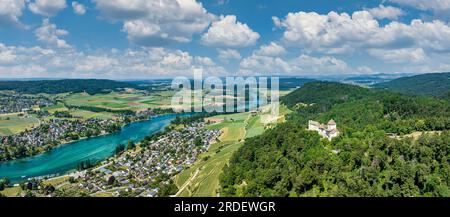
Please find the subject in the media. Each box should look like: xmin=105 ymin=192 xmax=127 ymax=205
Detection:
xmin=373 ymin=72 xmax=450 ymax=97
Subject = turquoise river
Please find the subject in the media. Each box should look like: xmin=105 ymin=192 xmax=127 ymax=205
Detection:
xmin=0 ymin=114 xmax=185 ymax=182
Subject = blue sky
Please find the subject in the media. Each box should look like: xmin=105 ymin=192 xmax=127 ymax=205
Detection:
xmin=1 ymin=0 xmax=450 ymax=79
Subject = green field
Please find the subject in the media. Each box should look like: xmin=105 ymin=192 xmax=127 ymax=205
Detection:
xmin=69 ymin=109 xmax=115 ymax=119
xmin=0 ymin=114 xmax=40 ymax=136
xmin=245 ymin=114 xmax=265 ymax=138
xmin=0 ymin=186 xmax=21 ymax=197
xmin=40 ymin=102 xmax=115 ymax=120
xmin=41 ymin=103 xmax=69 ymax=113
xmin=207 ymin=112 xmax=248 ymax=143
xmin=64 ymin=91 xmax=173 ymax=111
xmin=91 ymin=191 xmax=114 ymax=197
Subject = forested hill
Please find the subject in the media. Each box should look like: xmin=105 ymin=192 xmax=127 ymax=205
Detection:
xmin=281 ymin=82 xmax=371 ymax=111
xmin=373 ymin=72 xmax=450 ymax=96
xmin=281 ymin=82 xmax=450 ymax=134
xmin=0 ymin=79 xmax=140 ymax=94
xmin=220 ymin=82 xmax=450 ymax=197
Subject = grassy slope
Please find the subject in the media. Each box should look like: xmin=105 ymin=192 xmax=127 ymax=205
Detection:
xmin=174 ymin=141 xmax=244 ymax=197
xmin=174 ymin=105 xmax=291 ymax=197
xmin=174 ymin=112 xmax=250 ymax=197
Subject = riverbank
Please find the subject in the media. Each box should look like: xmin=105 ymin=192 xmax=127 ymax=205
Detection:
xmin=0 ymin=117 xmax=124 ymax=162
xmin=1 ymin=115 xmax=218 ymax=197
xmin=0 ymin=113 xmax=183 ymax=183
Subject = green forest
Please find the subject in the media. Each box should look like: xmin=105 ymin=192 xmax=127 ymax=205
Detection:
xmin=374 ymin=72 xmax=450 ymax=97
xmin=0 ymin=79 xmax=140 ymax=95
xmin=220 ymin=82 xmax=450 ymax=197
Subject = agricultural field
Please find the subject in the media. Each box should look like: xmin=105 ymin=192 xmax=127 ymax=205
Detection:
xmin=41 ymin=103 xmax=69 ymax=113
xmin=0 ymin=113 xmax=40 ymax=136
xmin=42 ymin=176 xmax=70 ymax=186
xmin=0 ymin=186 xmax=21 ymax=197
xmin=0 ymin=175 xmax=72 ymax=197
xmin=69 ymin=109 xmax=115 ymax=120
xmin=245 ymin=114 xmax=265 ymax=138
xmin=207 ymin=112 xmax=248 ymax=142
xmin=91 ymin=191 xmax=114 ymax=197
xmin=63 ymin=91 xmax=173 ymax=111
xmin=39 ymin=102 xmax=115 ymax=120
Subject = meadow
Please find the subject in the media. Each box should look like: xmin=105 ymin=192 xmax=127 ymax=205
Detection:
xmin=0 ymin=114 xmax=40 ymax=136
xmin=40 ymin=102 xmax=115 ymax=120
xmin=63 ymin=91 xmax=173 ymax=111
xmin=41 ymin=103 xmax=69 ymax=113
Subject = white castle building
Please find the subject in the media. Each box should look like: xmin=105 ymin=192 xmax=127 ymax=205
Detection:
xmin=308 ymin=119 xmax=339 ymax=141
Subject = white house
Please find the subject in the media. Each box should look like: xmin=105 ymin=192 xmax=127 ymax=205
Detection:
xmin=308 ymin=119 xmax=339 ymax=141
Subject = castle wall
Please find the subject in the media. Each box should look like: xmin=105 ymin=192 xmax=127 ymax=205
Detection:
xmin=308 ymin=120 xmax=339 ymax=141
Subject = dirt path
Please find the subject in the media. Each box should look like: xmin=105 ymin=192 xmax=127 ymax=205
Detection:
xmin=242 ymin=113 xmax=251 ymax=138
xmin=175 ymin=169 xmax=200 ymax=196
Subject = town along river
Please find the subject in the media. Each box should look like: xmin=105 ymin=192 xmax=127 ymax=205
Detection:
xmin=0 ymin=114 xmax=186 ymax=182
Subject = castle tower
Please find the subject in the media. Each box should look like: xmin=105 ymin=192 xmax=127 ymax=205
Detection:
xmin=327 ymin=119 xmax=336 ymax=130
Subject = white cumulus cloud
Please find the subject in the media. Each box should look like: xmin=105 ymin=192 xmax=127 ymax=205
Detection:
xmin=387 ymin=0 xmax=450 ymax=11
xmin=28 ymin=0 xmax=67 ymax=17
xmin=273 ymin=10 xmax=450 ymax=56
xmin=94 ymin=0 xmax=214 ymax=46
xmin=368 ymin=48 xmax=426 ymax=63
xmin=239 ymin=52 xmax=357 ymax=75
xmin=0 ymin=0 xmax=26 ymax=27
xmin=72 ymin=1 xmax=86 ymax=15
xmin=195 ymin=56 xmax=215 ymax=66
xmin=202 ymin=15 xmax=260 ymax=47
xmin=218 ymin=48 xmax=241 ymax=62
xmin=0 ymin=43 xmax=228 ymax=78
xmin=273 ymin=11 xmax=380 ymax=53
xmin=240 ymin=54 xmax=292 ymax=74
xmin=35 ymin=19 xmax=71 ymax=49
xmin=367 ymin=5 xmax=405 ymax=20
xmin=254 ymin=42 xmax=285 ymax=57
xmin=387 ymin=0 xmax=450 ymax=20
xmin=0 ymin=43 xmax=17 ymax=63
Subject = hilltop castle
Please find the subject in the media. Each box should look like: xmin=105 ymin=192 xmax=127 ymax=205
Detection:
xmin=308 ymin=119 xmax=339 ymax=141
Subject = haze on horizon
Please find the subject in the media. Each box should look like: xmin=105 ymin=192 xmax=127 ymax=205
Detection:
xmin=1 ymin=0 xmax=450 ymax=79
